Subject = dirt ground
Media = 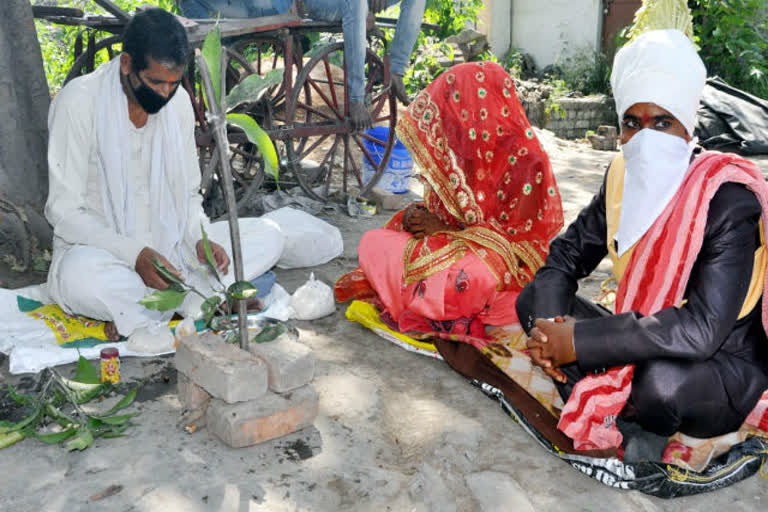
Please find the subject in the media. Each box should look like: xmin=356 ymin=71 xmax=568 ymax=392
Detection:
xmin=1 ymin=132 xmax=767 ymax=511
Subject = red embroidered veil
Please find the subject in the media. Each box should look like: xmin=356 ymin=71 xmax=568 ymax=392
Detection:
xmin=336 ymin=61 xmax=563 ymax=304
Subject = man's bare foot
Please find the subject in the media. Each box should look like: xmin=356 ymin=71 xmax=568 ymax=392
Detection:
xmin=349 ymin=101 xmax=373 ymax=132
xmin=391 ymin=73 xmax=410 ymax=106
xmin=104 ymin=321 xmax=121 ymax=341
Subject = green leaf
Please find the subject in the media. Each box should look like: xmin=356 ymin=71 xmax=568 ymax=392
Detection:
xmin=0 ymin=431 xmax=25 ymax=450
xmin=8 ymin=386 xmax=35 ymax=406
xmin=45 ymin=403 xmax=78 ymax=426
xmin=153 ymin=259 xmax=185 ymax=287
xmin=226 ymin=68 xmax=283 ymax=109
xmin=65 ymin=428 xmax=94 ymax=451
xmin=99 ymin=431 xmax=127 ymax=439
xmin=200 ymin=223 xmax=219 ymax=281
xmin=138 ymin=288 xmax=189 ymax=311
xmin=202 ymin=25 xmax=222 ymax=107
xmin=97 ymin=413 xmax=139 ymax=426
xmin=0 ymin=406 xmax=42 ymax=435
xmin=98 ymin=386 xmax=139 ymax=417
xmin=73 ymin=383 xmax=112 ymax=405
xmin=226 ymin=113 xmax=279 ymax=184
xmin=33 ymin=427 xmax=77 ymax=444
xmin=74 ymin=355 xmax=99 ymax=385
xmin=250 ymin=323 xmax=286 ymax=343
xmin=201 ymin=296 xmax=223 ymax=326
xmin=227 ymin=280 xmax=258 ymax=300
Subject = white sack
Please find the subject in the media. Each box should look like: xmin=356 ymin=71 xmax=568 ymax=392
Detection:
xmin=290 ymin=273 xmax=336 ymax=320
xmin=262 ymin=207 xmax=343 ymax=269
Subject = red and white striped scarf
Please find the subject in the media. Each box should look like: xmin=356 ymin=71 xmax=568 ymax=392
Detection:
xmin=558 ymin=151 xmax=768 ymax=450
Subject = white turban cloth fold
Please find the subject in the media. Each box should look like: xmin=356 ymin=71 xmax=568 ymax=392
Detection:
xmin=611 ymin=29 xmax=706 ymax=136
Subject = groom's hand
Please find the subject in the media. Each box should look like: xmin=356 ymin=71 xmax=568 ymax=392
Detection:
xmin=135 ymin=247 xmax=180 ymax=290
xmin=196 ymin=239 xmax=230 ymax=275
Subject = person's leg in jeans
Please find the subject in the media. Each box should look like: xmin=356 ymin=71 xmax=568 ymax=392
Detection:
xmin=384 ymin=0 xmax=426 ymax=105
xmin=179 ymin=0 xmax=290 ymax=19
xmin=304 ymin=0 xmax=371 ymax=131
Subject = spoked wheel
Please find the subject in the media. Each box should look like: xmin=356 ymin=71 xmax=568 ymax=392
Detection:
xmin=64 ymin=34 xmax=122 ymax=85
xmin=285 ymin=42 xmax=397 ymax=202
xmin=200 ymin=36 xmax=309 ymax=218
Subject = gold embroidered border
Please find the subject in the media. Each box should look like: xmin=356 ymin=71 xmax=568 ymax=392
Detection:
xmin=453 ymin=227 xmax=519 ymax=273
xmin=465 ymin=243 xmax=506 ymax=289
xmin=450 ymin=227 xmax=528 ymax=289
xmin=403 ymin=238 xmax=468 ymax=284
xmin=396 ymin=99 xmax=483 ymax=225
xmin=397 ymin=119 xmax=464 ymax=221
xmin=517 ymin=240 xmax=546 ymax=272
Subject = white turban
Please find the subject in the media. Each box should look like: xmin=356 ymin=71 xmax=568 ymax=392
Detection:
xmin=611 ymin=29 xmax=706 ymax=136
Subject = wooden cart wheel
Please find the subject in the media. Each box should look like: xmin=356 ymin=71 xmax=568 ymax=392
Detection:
xmin=200 ymin=36 xmax=310 ymax=218
xmin=285 ymin=42 xmax=397 ymax=202
xmin=63 ymin=34 xmax=122 ymax=85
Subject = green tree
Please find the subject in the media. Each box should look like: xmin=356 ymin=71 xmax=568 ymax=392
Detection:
xmin=690 ymin=0 xmax=768 ymax=98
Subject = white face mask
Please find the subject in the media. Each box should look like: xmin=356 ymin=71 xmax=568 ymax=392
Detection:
xmin=616 ymin=128 xmax=696 ymax=256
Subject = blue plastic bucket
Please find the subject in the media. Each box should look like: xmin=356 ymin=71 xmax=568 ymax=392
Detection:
xmin=361 ymin=126 xmax=414 ymax=194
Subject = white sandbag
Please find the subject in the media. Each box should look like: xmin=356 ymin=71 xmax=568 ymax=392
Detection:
xmin=206 ymin=217 xmax=285 ymax=282
xmin=262 ymin=207 xmax=343 ymax=269
xmin=290 ymin=273 xmax=336 ymax=320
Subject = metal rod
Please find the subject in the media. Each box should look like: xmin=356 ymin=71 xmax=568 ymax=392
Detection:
xmin=197 ymin=51 xmax=249 ymax=350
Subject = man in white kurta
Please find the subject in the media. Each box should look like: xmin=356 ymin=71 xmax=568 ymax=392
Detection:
xmin=45 ymin=9 xmax=283 ymax=351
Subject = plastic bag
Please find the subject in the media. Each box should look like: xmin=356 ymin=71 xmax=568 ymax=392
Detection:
xmin=290 ymin=273 xmax=336 ymax=320
xmin=262 ymin=207 xmax=343 ymax=269
xmin=125 ymin=321 xmax=176 ymax=353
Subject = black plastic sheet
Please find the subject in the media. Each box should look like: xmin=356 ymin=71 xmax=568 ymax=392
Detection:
xmin=696 ymin=77 xmax=768 ymax=156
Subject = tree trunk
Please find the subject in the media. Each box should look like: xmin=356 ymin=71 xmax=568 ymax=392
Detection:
xmin=0 ymin=0 xmax=53 ymax=287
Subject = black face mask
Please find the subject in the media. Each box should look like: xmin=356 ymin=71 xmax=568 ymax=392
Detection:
xmin=129 ymin=71 xmax=179 ymax=114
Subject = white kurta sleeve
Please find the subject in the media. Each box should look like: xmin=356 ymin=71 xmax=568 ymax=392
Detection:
xmin=179 ymin=91 xmax=211 ymax=250
xmin=44 ymin=84 xmax=146 ymax=267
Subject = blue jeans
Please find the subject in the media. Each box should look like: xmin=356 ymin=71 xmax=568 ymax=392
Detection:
xmin=179 ymin=0 xmax=425 ymax=102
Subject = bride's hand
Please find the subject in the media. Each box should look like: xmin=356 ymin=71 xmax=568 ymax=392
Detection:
xmin=404 ymin=205 xmax=450 ymax=239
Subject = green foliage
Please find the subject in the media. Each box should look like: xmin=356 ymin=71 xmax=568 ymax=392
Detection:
xmin=402 ymin=37 xmax=453 ymax=97
xmin=0 ymin=362 xmax=141 ymax=451
xmin=689 ymin=0 xmax=768 ymax=99
xmin=226 ymin=69 xmax=283 ymax=109
xmin=226 ymin=280 xmax=259 ymax=300
xmin=74 ymin=355 xmax=100 ymax=384
xmin=138 ymin=286 xmax=190 ymax=310
xmin=36 ymin=0 xmax=179 ymax=93
xmin=556 ymin=51 xmax=612 ymax=96
xmin=541 ymin=77 xmax=570 ymax=120
xmin=200 ymin=221 xmax=220 ymax=281
xmin=201 ymin=27 xmax=280 ymax=185
xmin=202 ymin=25 xmax=223 ymax=106
xmin=378 ymin=0 xmax=484 ymax=96
xmin=423 ymin=0 xmax=484 ymax=40
xmin=226 ymin=113 xmax=280 ymax=183
xmin=497 ymin=48 xmax=524 ymax=79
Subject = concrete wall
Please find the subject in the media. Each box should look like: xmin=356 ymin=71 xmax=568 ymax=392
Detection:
xmin=511 ymin=0 xmax=603 ymax=70
xmin=478 ymin=0 xmax=512 ymax=57
xmin=522 ymin=95 xmax=617 ymax=140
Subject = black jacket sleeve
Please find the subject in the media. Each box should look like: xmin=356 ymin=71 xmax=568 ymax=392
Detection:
xmin=574 ymin=183 xmax=762 ymax=371
xmin=516 ymin=174 xmax=609 ymax=331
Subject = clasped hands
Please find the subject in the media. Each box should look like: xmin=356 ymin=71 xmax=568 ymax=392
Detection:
xmin=402 ymin=203 xmax=451 ymax=239
xmin=526 ymin=316 xmax=578 ymax=384
xmin=135 ymin=239 xmax=230 ymax=290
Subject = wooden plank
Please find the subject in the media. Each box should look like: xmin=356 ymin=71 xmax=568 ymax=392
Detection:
xmin=186 ymin=14 xmax=304 ymax=43
xmin=92 ymin=0 xmax=130 ymax=21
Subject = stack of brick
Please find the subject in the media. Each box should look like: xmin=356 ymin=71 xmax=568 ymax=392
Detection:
xmin=175 ymin=330 xmax=318 ymax=448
